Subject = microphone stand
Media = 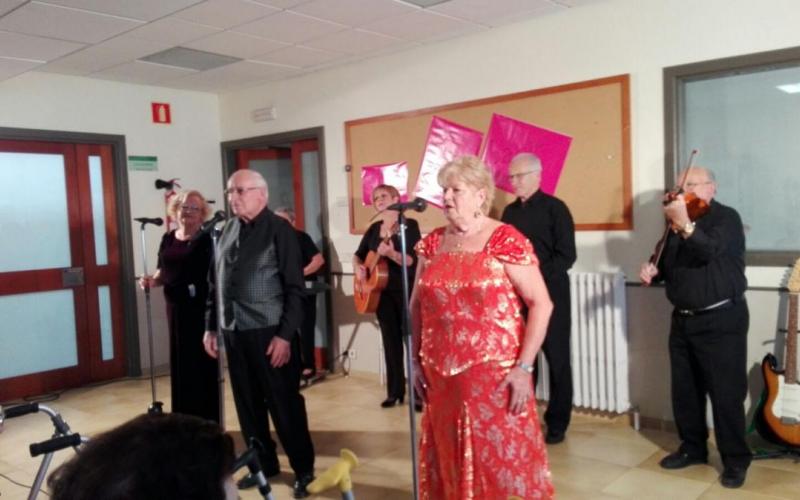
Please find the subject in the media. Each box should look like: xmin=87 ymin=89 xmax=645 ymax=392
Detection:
xmin=395 ymin=208 xmax=420 ymax=500
xmin=137 ymin=221 xmax=163 ymax=415
xmin=209 ymin=224 xmax=227 ymax=429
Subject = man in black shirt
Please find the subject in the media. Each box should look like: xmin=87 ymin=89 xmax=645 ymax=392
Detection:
xmin=275 ymin=207 xmax=325 ymax=381
xmin=203 ymin=170 xmax=315 ymax=498
xmin=640 ymin=166 xmax=751 ymax=489
xmin=501 ymin=152 xmax=576 ymax=444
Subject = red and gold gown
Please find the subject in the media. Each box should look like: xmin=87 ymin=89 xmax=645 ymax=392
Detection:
xmin=415 ymin=224 xmax=553 ymax=500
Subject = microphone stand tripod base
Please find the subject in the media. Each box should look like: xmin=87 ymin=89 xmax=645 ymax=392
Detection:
xmin=148 ymin=401 xmax=164 ymax=415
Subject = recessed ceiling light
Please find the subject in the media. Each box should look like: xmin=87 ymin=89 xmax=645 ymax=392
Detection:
xmin=399 ymin=0 xmax=452 ymax=8
xmin=776 ymin=83 xmax=800 ymax=94
xmin=139 ymin=47 xmax=241 ymax=71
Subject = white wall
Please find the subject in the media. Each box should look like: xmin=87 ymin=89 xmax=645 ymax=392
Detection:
xmin=0 ymin=71 xmax=223 ymax=371
xmin=218 ymin=0 xmax=800 ymax=419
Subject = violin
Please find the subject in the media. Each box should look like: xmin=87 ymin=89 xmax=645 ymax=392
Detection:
xmin=649 ymin=149 xmax=710 ymax=266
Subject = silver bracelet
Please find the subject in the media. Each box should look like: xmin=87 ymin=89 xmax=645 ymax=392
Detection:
xmin=516 ymin=361 xmax=534 ymax=373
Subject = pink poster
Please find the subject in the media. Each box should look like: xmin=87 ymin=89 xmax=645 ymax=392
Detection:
xmin=413 ymin=116 xmax=483 ymax=207
xmin=481 ymin=113 xmax=572 ymax=195
xmin=360 ymin=161 xmax=409 ymax=206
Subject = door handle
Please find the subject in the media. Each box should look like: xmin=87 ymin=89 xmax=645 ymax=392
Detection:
xmin=62 ymin=267 xmax=85 ymax=287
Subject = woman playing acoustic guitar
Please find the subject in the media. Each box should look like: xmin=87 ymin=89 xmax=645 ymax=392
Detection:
xmin=353 ymin=184 xmax=421 ymax=408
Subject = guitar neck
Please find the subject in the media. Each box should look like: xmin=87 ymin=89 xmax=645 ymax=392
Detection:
xmin=787 ymin=293 xmax=798 ymax=384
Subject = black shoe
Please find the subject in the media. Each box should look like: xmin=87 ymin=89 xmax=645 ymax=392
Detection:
xmin=545 ymin=430 xmax=565 ymax=444
xmin=414 ymin=401 xmax=424 ymax=412
xmin=380 ymin=396 xmax=403 ymax=408
xmin=659 ymin=451 xmax=707 ymax=470
xmin=293 ymin=472 xmax=314 ymax=499
xmin=720 ymin=467 xmax=747 ymax=488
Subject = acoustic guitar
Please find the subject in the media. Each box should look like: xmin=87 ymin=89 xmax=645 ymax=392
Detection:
xmin=353 ymin=229 xmax=395 ymax=314
xmin=759 ymin=257 xmax=800 ymax=446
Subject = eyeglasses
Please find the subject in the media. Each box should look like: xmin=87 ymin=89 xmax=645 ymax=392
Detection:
xmin=179 ymin=205 xmax=201 ymax=212
xmin=225 ymin=186 xmax=262 ymax=196
xmin=685 ymin=181 xmax=713 ymax=188
xmin=507 ymin=170 xmax=538 ymax=181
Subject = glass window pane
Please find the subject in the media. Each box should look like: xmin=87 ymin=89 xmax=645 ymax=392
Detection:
xmin=301 ymin=151 xmax=322 ymax=245
xmin=0 ymin=152 xmax=71 ymax=272
xmin=89 ymin=155 xmax=109 ymax=266
xmin=681 ymin=65 xmax=800 ymax=252
xmin=249 ymin=158 xmax=294 ymax=211
xmin=0 ymin=290 xmax=77 ymax=378
xmin=98 ymin=285 xmax=114 ymax=360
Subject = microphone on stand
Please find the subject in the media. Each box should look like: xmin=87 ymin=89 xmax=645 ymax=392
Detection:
xmin=387 ymin=197 xmax=427 ymax=212
xmin=191 ymin=211 xmax=227 ymax=242
xmin=134 ymin=217 xmax=164 ymax=226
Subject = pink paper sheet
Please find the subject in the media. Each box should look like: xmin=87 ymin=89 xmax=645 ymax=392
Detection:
xmin=413 ymin=116 xmax=483 ymax=207
xmin=360 ymin=161 xmax=409 ymax=206
xmin=481 ymin=113 xmax=572 ymax=195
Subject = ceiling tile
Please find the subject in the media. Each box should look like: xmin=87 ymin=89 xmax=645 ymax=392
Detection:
xmin=0 ymin=31 xmax=85 ymax=61
xmin=430 ymin=0 xmax=562 ymax=27
xmin=248 ymin=0 xmax=311 ymax=9
xmin=361 ymin=9 xmax=483 ymax=43
xmin=172 ymin=0 xmax=280 ymax=29
xmin=0 ymin=0 xmax=26 ymax=16
xmin=91 ymin=60 xmax=197 ymax=85
xmin=123 ymin=17 xmax=221 ymax=45
xmin=164 ymin=59 xmax=302 ymax=91
xmin=35 ymin=0 xmax=204 ymax=22
xmin=290 ymin=0 xmax=417 ymax=27
xmin=39 ymin=38 xmax=171 ymax=75
xmin=303 ymin=29 xmax=403 ymax=55
xmin=233 ymin=10 xmax=345 ymax=44
xmin=0 ymin=56 xmax=42 ymax=82
xmin=250 ymin=44 xmax=345 ymax=68
xmin=0 ymin=2 xmax=144 ymax=44
xmin=184 ymin=31 xmax=288 ymax=59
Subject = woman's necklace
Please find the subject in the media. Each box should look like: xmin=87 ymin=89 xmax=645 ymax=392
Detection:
xmin=451 ymin=218 xmax=484 ymax=250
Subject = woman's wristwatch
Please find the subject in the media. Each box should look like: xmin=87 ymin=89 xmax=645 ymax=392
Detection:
xmin=516 ymin=361 xmax=534 ymax=373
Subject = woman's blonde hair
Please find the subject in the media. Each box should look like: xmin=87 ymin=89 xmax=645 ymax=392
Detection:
xmin=437 ymin=155 xmax=495 ymax=214
xmin=167 ymin=190 xmax=211 ymax=220
xmin=372 ymin=184 xmax=401 ymax=201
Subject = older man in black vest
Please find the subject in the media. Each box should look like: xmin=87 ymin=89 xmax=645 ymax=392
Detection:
xmin=203 ymin=169 xmax=314 ymax=498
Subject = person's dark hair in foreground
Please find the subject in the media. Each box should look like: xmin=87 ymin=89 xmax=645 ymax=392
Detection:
xmin=48 ymin=413 xmax=236 ymax=500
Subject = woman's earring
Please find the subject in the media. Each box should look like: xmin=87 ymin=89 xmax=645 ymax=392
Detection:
xmin=474 ymin=209 xmax=482 ymax=218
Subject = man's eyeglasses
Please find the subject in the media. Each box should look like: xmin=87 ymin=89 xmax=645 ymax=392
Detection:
xmin=180 ymin=205 xmax=201 ymax=212
xmin=685 ymin=181 xmax=713 ymax=189
xmin=225 ymin=186 xmax=262 ymax=196
xmin=507 ymin=170 xmax=537 ymax=181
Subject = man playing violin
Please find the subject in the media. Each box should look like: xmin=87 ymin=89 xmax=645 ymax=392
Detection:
xmin=640 ymin=166 xmax=751 ymax=489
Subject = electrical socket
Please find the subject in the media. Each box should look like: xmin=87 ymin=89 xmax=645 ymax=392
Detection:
xmin=347 ymin=349 xmax=357 ymax=360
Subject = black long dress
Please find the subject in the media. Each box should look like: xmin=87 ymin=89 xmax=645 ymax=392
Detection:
xmin=157 ymin=230 xmax=219 ymax=423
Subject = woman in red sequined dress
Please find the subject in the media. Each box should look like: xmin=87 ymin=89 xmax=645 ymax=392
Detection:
xmin=410 ymin=156 xmax=554 ymax=499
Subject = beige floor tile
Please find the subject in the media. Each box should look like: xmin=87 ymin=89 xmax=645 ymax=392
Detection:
xmin=602 ymin=468 xmax=711 ymax=499
xmin=3 ymin=372 xmax=800 ymax=499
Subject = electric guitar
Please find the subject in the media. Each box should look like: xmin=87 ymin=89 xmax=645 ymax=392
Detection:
xmin=759 ymin=258 xmax=800 ymax=446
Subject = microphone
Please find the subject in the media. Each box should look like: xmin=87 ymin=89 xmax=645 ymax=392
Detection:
xmin=386 ymin=197 xmax=427 ymax=212
xmin=155 ymin=179 xmax=175 ymax=190
xmin=191 ymin=210 xmax=227 ymax=241
xmin=134 ymin=217 xmax=164 ymax=226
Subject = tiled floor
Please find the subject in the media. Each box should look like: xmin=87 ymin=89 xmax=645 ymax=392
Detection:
xmin=1 ymin=372 xmax=799 ymax=499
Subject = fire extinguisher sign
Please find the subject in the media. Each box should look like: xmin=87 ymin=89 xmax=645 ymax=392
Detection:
xmin=151 ymin=102 xmax=172 ymax=124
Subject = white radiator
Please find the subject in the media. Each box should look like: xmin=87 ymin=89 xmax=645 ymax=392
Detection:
xmin=535 ymin=271 xmax=630 ymax=414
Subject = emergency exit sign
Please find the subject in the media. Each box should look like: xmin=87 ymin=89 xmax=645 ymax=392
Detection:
xmin=151 ymin=102 xmax=171 ymax=124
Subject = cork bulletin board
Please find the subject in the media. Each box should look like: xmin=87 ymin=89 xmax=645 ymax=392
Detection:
xmin=345 ymin=74 xmax=631 ymax=234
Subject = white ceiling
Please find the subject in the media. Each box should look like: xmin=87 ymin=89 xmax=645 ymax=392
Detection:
xmin=0 ymin=0 xmax=602 ymax=92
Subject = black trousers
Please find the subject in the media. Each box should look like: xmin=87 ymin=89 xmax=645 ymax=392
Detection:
xmin=669 ymin=300 xmax=752 ymax=470
xmin=299 ymin=293 xmax=317 ymax=372
xmin=534 ymin=277 xmax=573 ymax=434
xmin=376 ymin=290 xmax=407 ymax=400
xmin=223 ymin=327 xmax=315 ymax=476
